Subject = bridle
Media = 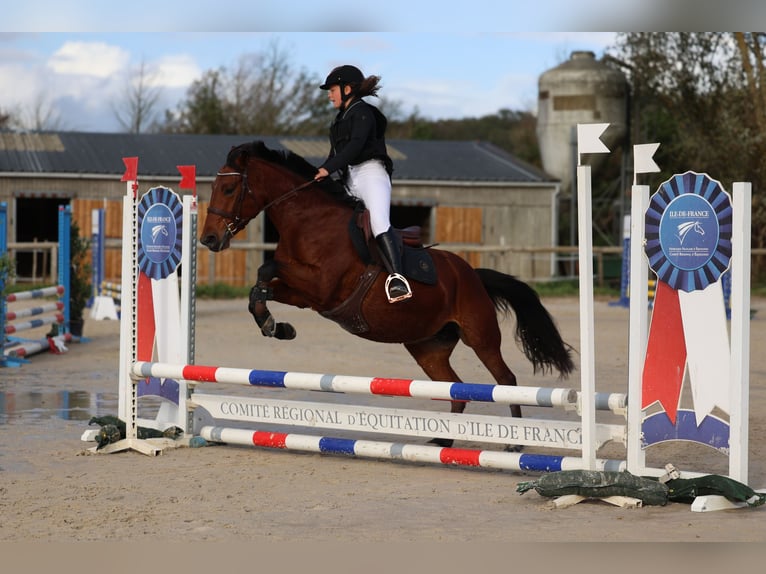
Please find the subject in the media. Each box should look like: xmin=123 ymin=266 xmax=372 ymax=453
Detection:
xmin=208 ymin=164 xmax=315 ymax=243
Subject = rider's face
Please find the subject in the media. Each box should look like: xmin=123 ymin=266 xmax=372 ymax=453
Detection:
xmin=328 ymin=85 xmax=351 ymax=109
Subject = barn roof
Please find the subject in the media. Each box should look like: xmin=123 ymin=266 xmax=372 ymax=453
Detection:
xmin=0 ymin=131 xmax=555 ymax=184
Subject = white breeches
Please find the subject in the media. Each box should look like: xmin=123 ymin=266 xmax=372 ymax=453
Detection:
xmin=346 ymin=159 xmax=391 ymax=237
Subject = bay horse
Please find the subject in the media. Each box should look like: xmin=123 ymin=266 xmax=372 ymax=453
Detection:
xmin=200 ymin=141 xmax=575 ymax=447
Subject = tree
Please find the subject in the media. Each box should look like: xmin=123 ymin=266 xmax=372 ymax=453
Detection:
xmin=388 ymin=107 xmax=541 ymax=166
xmin=160 ymin=40 xmax=331 ymax=136
xmin=608 ymin=33 xmax=766 ymax=274
xmin=113 ymin=58 xmax=163 ymax=134
xmin=163 ymin=68 xmax=231 ymax=134
xmin=1 ymin=96 xmax=64 ymax=131
xmin=26 ymin=93 xmax=65 ymax=131
xmin=0 ymin=107 xmax=12 ymax=129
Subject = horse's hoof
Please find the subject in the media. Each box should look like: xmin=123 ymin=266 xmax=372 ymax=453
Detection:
xmin=275 ymin=322 xmax=296 ymax=340
xmin=504 ymin=444 xmax=524 ymax=453
xmin=428 ymin=438 xmax=454 ymax=448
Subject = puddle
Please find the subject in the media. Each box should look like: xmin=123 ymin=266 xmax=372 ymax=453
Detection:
xmin=0 ymin=389 xmax=118 ymax=424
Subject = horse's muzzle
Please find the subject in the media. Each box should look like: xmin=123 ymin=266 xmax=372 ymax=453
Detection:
xmin=200 ymin=233 xmax=224 ymax=252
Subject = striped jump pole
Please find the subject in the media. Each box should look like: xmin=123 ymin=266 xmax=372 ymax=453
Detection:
xmin=199 ymin=426 xmax=627 ymax=474
xmin=4 ymin=313 xmax=64 ymax=335
xmin=5 ymin=333 xmax=73 ymax=359
xmin=5 ymin=301 xmax=64 ymax=321
xmin=133 ymin=361 xmax=627 ymax=414
xmin=5 ymin=285 xmax=65 ymax=302
xmin=132 ymin=361 xmax=591 ymax=410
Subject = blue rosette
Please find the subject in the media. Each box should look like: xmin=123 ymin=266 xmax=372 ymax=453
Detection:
xmin=644 ymin=171 xmax=732 ymax=292
xmin=137 ymin=186 xmax=183 ymax=280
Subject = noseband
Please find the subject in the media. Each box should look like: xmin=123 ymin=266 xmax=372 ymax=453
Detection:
xmin=208 ymin=166 xmax=315 ymax=244
xmin=207 ymin=170 xmax=251 ymax=242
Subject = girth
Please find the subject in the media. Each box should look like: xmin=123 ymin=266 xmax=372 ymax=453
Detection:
xmin=320 ymin=266 xmax=381 ymax=334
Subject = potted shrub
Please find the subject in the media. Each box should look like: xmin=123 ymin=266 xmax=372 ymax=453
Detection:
xmin=67 ymin=219 xmax=91 ymax=337
xmin=0 ymin=253 xmax=14 ymax=361
xmin=0 ymin=252 xmax=14 ymax=296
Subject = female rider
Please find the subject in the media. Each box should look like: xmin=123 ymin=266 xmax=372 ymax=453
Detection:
xmin=314 ymin=64 xmax=412 ymax=303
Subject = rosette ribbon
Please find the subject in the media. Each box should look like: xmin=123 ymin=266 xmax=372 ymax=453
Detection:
xmin=642 ymin=172 xmax=733 ymax=429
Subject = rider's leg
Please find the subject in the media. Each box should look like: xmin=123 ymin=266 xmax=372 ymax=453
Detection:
xmin=375 ymin=228 xmax=412 ymax=302
xmin=347 ymin=160 xmax=412 ymax=303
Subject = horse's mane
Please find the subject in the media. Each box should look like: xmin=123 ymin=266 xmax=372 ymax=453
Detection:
xmin=226 ymin=141 xmax=361 ymax=209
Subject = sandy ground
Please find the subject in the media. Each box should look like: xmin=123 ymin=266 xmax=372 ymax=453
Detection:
xmin=1 ymin=294 xmax=765 ymax=552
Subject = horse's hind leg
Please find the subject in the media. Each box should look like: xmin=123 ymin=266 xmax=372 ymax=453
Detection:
xmin=404 ymin=324 xmax=464 ymax=448
xmin=248 ymin=261 xmax=296 ymax=340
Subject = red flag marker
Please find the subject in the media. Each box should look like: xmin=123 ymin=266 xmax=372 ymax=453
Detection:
xmin=177 ymin=165 xmax=196 ymax=192
xmin=121 ymin=157 xmax=138 ymax=182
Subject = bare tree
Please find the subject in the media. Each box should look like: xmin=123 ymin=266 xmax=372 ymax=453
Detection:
xmin=25 ymin=93 xmax=65 ymax=130
xmin=113 ymin=58 xmax=163 ymax=134
xmin=0 ymin=106 xmax=15 ymax=129
xmin=1 ymin=95 xmax=64 ymax=131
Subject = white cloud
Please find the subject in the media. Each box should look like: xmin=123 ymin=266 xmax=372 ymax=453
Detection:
xmin=0 ymin=61 xmax=44 ymax=109
xmin=150 ymin=54 xmax=201 ymax=88
xmin=47 ymin=41 xmax=130 ymax=77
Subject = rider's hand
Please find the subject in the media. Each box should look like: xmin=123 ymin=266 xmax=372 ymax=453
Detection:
xmin=314 ymin=168 xmax=329 ymax=181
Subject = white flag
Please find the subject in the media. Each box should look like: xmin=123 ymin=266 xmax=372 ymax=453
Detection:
xmin=633 ymin=143 xmax=661 ymax=184
xmin=577 ymin=123 xmax=610 ymax=162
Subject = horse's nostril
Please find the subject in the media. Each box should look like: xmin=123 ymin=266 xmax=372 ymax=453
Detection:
xmin=200 ymin=234 xmax=219 ymax=251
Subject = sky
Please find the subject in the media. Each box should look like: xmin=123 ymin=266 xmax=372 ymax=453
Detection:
xmin=0 ymin=31 xmax=619 ymax=132
xmin=1 ymin=1 xmax=763 ymax=133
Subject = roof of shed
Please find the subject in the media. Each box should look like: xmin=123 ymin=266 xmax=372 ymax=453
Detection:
xmin=0 ymin=131 xmax=556 ymax=184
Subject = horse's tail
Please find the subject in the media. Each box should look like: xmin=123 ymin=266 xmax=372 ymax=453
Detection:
xmin=475 ymin=268 xmax=575 ymax=378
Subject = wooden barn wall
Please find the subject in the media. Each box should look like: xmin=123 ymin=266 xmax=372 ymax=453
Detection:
xmin=394 ymin=183 xmax=555 ymax=278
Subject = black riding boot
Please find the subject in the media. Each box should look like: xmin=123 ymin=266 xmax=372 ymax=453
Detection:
xmin=376 ymin=229 xmax=412 ymax=303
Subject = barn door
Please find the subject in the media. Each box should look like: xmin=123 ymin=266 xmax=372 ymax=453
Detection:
xmin=434 ymin=206 xmax=482 ymax=268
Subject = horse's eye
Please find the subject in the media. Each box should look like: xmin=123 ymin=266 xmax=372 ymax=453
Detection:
xmin=223 ymin=185 xmax=237 ymax=196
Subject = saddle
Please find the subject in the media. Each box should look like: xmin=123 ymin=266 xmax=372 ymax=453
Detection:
xmin=320 ymin=206 xmax=437 ymax=335
xmin=348 ymin=206 xmax=437 ymax=286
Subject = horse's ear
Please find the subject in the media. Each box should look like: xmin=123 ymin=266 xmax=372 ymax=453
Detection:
xmin=226 ymin=146 xmax=249 ymax=171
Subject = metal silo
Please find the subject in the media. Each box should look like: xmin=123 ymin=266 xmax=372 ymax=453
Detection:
xmin=536 ymin=50 xmax=628 ymax=192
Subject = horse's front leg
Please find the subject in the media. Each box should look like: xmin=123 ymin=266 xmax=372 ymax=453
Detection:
xmin=248 ymin=261 xmax=296 ymax=340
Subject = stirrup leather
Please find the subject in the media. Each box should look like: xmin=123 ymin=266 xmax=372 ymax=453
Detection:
xmin=384 ymin=273 xmax=412 ymax=303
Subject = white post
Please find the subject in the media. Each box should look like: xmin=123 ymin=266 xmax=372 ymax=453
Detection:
xmin=576 ymin=164 xmax=596 ymax=470
xmin=117 ymin=183 xmax=137 ymax=436
xmin=179 ymin=194 xmax=198 ymax=433
xmin=728 ymin=182 xmax=751 ymax=483
xmin=626 ymin=185 xmax=650 ymax=475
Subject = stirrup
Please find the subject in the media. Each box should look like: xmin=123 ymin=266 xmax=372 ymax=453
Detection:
xmin=384 ymin=273 xmax=412 ymax=303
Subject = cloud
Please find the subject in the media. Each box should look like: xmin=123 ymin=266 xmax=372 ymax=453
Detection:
xmin=150 ymin=54 xmax=201 ymax=88
xmin=47 ymin=41 xmax=130 ymax=77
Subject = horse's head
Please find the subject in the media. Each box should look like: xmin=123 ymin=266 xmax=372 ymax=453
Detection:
xmin=200 ymin=142 xmax=274 ymax=252
xmin=200 ymin=140 xmax=353 ymax=252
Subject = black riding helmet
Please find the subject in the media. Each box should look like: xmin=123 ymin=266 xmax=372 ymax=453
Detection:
xmin=319 ymin=65 xmax=364 ymax=100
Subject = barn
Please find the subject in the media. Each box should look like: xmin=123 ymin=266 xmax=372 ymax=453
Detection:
xmin=0 ymin=131 xmax=561 ymax=286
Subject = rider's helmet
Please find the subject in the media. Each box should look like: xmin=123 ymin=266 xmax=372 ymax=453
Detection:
xmin=319 ymin=65 xmax=364 ymax=91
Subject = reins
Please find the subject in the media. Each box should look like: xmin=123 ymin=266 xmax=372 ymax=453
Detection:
xmin=208 ymin=165 xmax=315 ymax=242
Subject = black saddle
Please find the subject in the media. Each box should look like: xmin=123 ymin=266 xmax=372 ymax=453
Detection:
xmin=348 ymin=206 xmax=437 ymax=286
